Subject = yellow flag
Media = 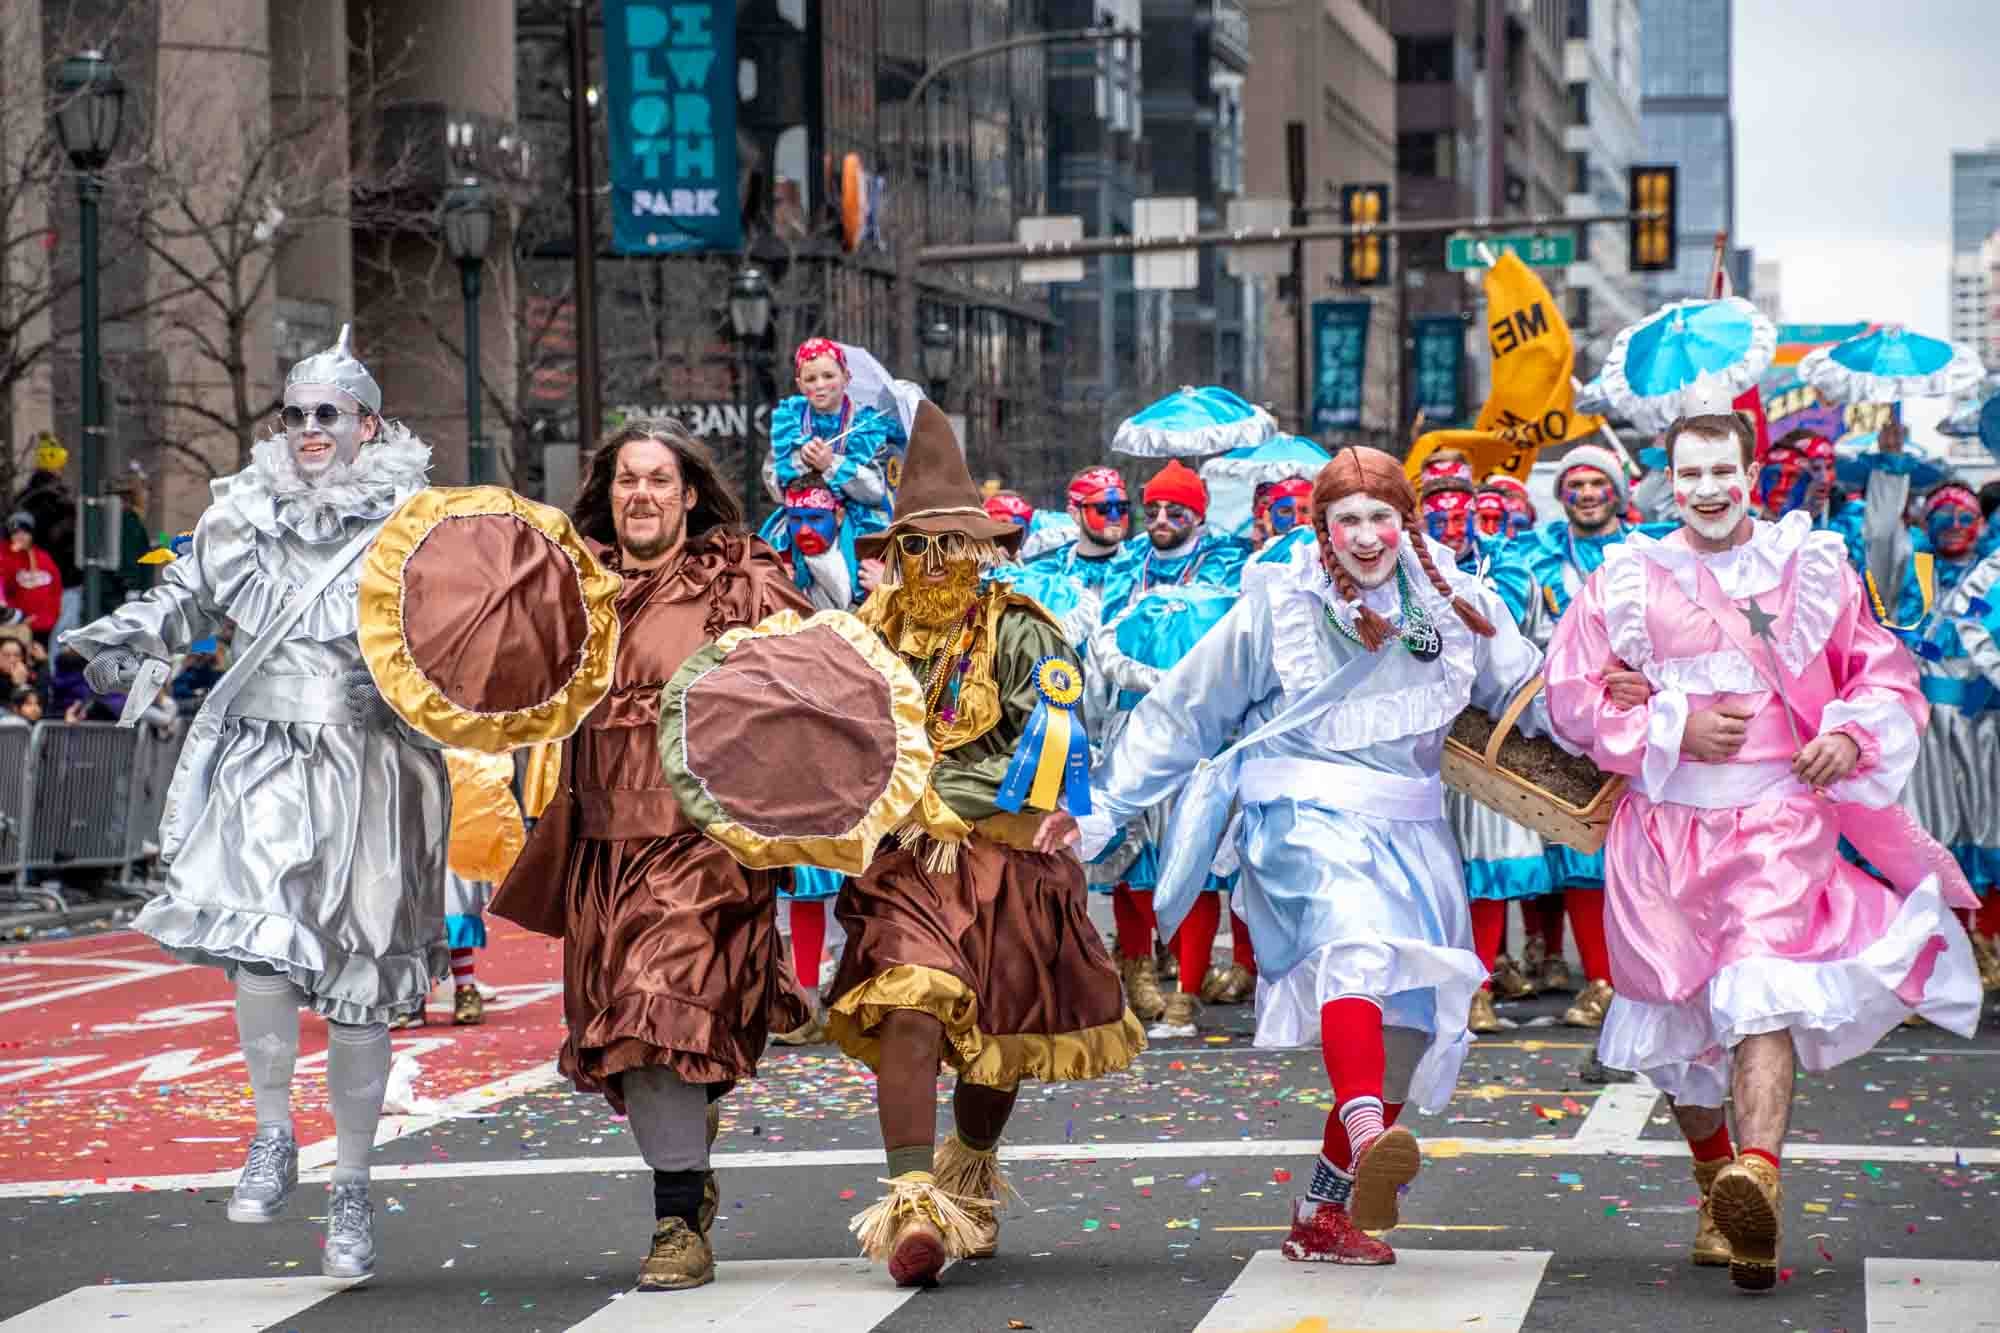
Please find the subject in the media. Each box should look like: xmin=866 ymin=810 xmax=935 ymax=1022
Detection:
xmin=1473 ymin=252 xmax=1603 ymax=468
xmin=1404 ymin=428 xmax=1539 ymax=485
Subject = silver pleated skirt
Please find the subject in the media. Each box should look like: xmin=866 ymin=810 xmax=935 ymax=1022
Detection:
xmin=1902 ymin=694 xmax=2000 ymax=891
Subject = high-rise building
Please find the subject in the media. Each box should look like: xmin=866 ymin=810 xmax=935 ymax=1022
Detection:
xmin=1636 ymin=0 xmax=1737 ymax=301
xmin=1752 ymin=256 xmax=1782 ymax=326
xmin=1243 ymin=0 xmax=1396 ymax=435
xmin=1949 ymin=146 xmax=2000 ymax=354
xmin=1562 ymin=0 xmax=1647 ymax=376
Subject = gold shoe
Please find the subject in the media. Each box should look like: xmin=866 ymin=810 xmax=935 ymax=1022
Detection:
xmin=771 ymin=1012 xmax=828 ymax=1046
xmin=1201 ymin=962 xmax=1256 ymax=1005
xmin=1119 ymin=956 xmax=1167 ymax=1022
xmin=1524 ymin=936 xmax=1574 ymax=993
xmin=1491 ymin=954 xmax=1537 ymax=1000
xmin=849 ymin=1170 xmax=987 ymax=1286
xmin=452 ymin=983 xmax=484 ymax=1026
xmin=1563 ymin=978 xmax=1614 ymax=1028
xmin=1708 ymin=1154 xmax=1781 ymax=1292
xmin=389 ymin=1006 xmax=427 ymax=1030
xmin=1690 ymin=1157 xmax=1732 ymax=1268
xmin=933 ymin=1135 xmax=1011 ymax=1259
xmin=1972 ymin=931 xmax=2000 ymax=992
xmin=1155 ymin=939 xmax=1178 ymax=984
xmin=700 ymin=1100 xmax=721 ymax=1235
xmin=1468 ymin=988 xmax=1503 ymax=1034
xmin=1150 ymin=989 xmax=1200 ymax=1036
xmin=636 ymin=1216 xmax=715 ymax=1291
xmin=1349 ymin=1126 xmax=1422 ymax=1232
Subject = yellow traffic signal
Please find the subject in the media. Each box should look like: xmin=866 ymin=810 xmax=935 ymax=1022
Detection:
xmin=1342 ymin=183 xmax=1389 ymax=287
xmin=1628 ymin=166 xmax=1678 ymax=273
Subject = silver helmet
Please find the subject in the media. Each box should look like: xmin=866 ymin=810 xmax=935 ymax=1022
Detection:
xmin=285 ymin=324 xmax=381 ymax=415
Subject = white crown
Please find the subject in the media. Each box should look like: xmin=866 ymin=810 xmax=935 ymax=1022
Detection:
xmin=1678 ymin=370 xmax=1736 ymax=419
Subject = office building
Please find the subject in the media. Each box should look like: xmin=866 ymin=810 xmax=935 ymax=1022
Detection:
xmin=1636 ymin=0 xmax=1740 ymax=300
xmin=1562 ymin=0 xmax=1647 ymax=374
xmin=1950 ymin=146 xmax=2000 ymax=355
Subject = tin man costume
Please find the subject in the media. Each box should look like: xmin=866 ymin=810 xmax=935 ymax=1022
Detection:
xmin=65 ymin=327 xmax=442 ymax=1279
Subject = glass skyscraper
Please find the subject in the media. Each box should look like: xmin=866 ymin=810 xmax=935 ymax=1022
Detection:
xmin=1636 ymin=0 xmax=1736 ymax=300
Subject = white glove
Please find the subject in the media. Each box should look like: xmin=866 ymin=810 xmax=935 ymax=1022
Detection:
xmin=85 ymin=647 xmax=158 ymax=695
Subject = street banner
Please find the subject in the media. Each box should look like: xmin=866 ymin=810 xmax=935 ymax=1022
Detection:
xmin=1312 ymin=300 xmax=1371 ymax=433
xmin=1412 ymin=315 xmax=1465 ymax=425
xmin=1474 ymin=252 xmax=1601 ymax=460
xmin=603 ymin=0 xmax=740 ymax=254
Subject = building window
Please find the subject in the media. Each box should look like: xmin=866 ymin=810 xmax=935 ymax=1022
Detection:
xmin=1397 ymin=131 xmax=1455 ymax=181
xmin=1395 ymin=35 xmax=1455 ymax=83
xmin=1569 ymin=286 xmax=1592 ymax=334
xmin=1566 ymin=80 xmax=1588 ymax=126
xmin=1566 ymin=0 xmax=1590 ymax=39
xmin=1570 ymin=150 xmax=1588 ymax=194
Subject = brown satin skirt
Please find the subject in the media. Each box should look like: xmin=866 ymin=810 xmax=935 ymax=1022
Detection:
xmin=826 ymin=836 xmax=1145 ymax=1089
xmin=558 ymin=831 xmax=807 ymax=1094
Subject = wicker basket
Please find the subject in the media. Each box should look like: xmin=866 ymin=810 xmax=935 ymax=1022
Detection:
xmin=1440 ymin=674 xmax=1623 ymax=854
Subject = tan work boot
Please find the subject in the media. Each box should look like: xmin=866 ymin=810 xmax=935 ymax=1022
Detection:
xmin=932 ymin=1135 xmax=1008 ymax=1259
xmin=699 ymin=1100 xmax=721 ymax=1235
xmin=1708 ymin=1154 xmax=1782 ymax=1292
xmin=1349 ymin=1126 xmax=1422 ymax=1232
xmin=1563 ymin=978 xmax=1614 ymax=1028
xmin=1119 ymin=956 xmax=1167 ymax=1022
xmin=1150 ymin=989 xmax=1200 ymax=1037
xmin=452 ymin=983 xmax=484 ymax=1025
xmin=1200 ymin=962 xmax=1256 ymax=1005
xmin=1689 ymin=1157 xmax=1732 ymax=1268
xmin=771 ymin=1011 xmax=828 ymax=1045
xmin=636 ymin=1216 xmax=715 ymax=1291
xmin=1468 ymin=987 xmax=1503 ymax=1034
xmin=1491 ymin=953 xmax=1537 ymax=1000
xmin=1524 ymin=935 xmax=1574 ymax=993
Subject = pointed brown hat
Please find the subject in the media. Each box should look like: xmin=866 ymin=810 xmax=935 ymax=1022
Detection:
xmin=856 ymin=401 xmax=1023 ymax=558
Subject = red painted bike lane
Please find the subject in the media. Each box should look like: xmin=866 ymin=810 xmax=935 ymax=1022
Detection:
xmin=0 ymin=924 xmax=567 ymax=1187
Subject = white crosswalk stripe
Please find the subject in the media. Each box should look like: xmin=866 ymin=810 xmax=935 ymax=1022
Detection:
xmin=0 ymin=1276 xmax=353 ymax=1331
xmin=563 ymin=1259 xmax=929 ymax=1330
xmin=1193 ymin=1249 xmax=1553 ymax=1333
xmin=1863 ymin=1258 xmax=2000 ymax=1330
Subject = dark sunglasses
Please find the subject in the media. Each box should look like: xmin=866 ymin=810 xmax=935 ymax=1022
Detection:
xmin=1144 ymin=502 xmax=1195 ymax=521
xmin=896 ymin=531 xmax=971 ymax=560
xmin=1083 ymin=499 xmax=1130 ymax=520
xmin=280 ymin=402 xmax=365 ymax=431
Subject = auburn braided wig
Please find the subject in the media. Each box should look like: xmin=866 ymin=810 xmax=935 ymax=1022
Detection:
xmin=1309 ymin=448 xmax=1496 ymax=651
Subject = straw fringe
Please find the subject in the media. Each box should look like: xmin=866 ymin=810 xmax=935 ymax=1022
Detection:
xmin=847 ymin=1171 xmax=994 ymax=1261
xmin=934 ymin=1135 xmax=1022 ymax=1214
xmin=894 ymin=821 xmax=962 ymax=875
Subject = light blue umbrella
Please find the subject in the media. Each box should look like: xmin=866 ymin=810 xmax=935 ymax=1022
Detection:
xmin=1798 ymin=326 xmax=1986 ymax=404
xmin=1590 ymin=297 xmax=1776 ymax=431
xmin=1198 ymin=434 xmax=1332 ymax=487
xmin=1111 ymin=385 xmax=1278 ymax=458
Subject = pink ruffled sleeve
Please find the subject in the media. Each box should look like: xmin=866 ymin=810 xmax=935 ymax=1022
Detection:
xmin=1818 ymin=563 xmax=1926 ymax=806
xmin=1543 ymin=566 xmax=1686 ymax=798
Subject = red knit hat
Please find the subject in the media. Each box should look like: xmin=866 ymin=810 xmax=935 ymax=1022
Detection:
xmin=1142 ymin=460 xmax=1208 ymax=517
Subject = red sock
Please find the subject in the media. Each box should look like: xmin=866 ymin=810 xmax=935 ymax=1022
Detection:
xmin=1174 ymin=892 xmax=1223 ymax=993
xmin=1686 ymin=1123 xmax=1733 ymax=1163
xmin=1469 ymin=898 xmax=1507 ymax=982
xmin=1318 ymin=997 xmax=1386 ymax=1105
xmin=1741 ymin=1147 xmax=1780 ymax=1174
xmin=1535 ymin=894 xmax=1566 ymax=955
xmin=790 ymin=899 xmax=825 ymax=991
xmin=1384 ymin=1101 xmax=1403 ymax=1128
xmin=1975 ymin=895 xmax=2000 ymax=936
xmin=1229 ymin=909 xmax=1256 ymax=973
xmin=1112 ymin=886 xmax=1157 ymax=961
xmin=1566 ymin=891 xmax=1611 ymax=984
xmin=450 ymin=947 xmax=475 ymax=982
xmin=1320 ymin=1107 xmax=1354 ymax=1170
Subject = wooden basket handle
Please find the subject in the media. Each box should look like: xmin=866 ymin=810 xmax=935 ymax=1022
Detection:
xmin=1485 ymin=674 xmax=1545 ymax=767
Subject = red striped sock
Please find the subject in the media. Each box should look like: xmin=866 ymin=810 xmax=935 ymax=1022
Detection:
xmin=450 ymin=948 xmax=475 ymax=983
xmin=1339 ymin=1097 xmax=1386 ymax=1157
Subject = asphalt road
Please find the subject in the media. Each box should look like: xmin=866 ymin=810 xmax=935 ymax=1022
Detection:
xmin=3 ymin=931 xmax=1997 ymax=1333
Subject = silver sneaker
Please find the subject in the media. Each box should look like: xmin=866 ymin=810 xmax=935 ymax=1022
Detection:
xmin=225 ymin=1125 xmax=298 ymax=1223
xmin=322 ymin=1181 xmax=377 ymax=1279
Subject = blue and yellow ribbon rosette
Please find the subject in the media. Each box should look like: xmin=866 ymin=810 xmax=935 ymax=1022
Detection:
xmin=996 ymin=655 xmax=1093 ymax=816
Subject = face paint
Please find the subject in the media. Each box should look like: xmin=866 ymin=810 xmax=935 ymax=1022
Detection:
xmin=1268 ymin=495 xmax=1306 ymax=534
xmin=1421 ymin=452 xmax=1474 ymax=484
xmin=1560 ymin=467 xmax=1616 ymax=530
xmin=1423 ymin=489 xmax=1476 ymax=558
xmin=1755 ymin=448 xmax=1811 ymax=518
xmin=1473 ymin=491 xmax=1507 ymax=537
xmin=283 ymin=382 xmax=370 ymax=479
xmin=795 ymin=355 xmax=850 ymax=414
xmin=1671 ymin=432 xmax=1749 ymax=541
xmin=1077 ymin=492 xmax=1130 ymax=539
xmin=1320 ymin=493 xmax=1403 ymax=589
xmin=786 ymin=506 xmax=839 ymax=556
xmin=1144 ymin=501 xmax=1200 ymax=550
xmin=1926 ymin=492 xmax=1983 ymax=559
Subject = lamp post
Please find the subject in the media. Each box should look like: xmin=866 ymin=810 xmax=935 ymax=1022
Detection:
xmin=52 ymin=49 xmax=125 ymax=623
xmin=443 ymin=180 xmax=496 ymax=485
xmin=919 ymin=319 xmax=956 ymax=405
xmin=727 ymin=266 xmax=773 ymax=519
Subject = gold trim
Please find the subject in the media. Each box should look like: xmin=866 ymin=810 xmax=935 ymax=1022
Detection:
xmin=683 ymin=608 xmax=935 ymax=873
xmin=825 ymin=963 xmax=1147 ymax=1089
xmin=357 ymin=486 xmax=621 ymax=753
xmin=444 ymin=749 xmax=526 ymax=882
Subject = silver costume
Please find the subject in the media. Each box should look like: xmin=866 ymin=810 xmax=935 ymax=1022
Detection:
xmin=1081 ymin=534 xmax=1552 ymax=1111
xmin=65 ymin=426 xmax=447 ymax=1025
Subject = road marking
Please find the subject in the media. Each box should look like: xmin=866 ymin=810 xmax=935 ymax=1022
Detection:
xmin=1569 ymin=1079 xmax=1658 ymax=1149
xmin=1192 ymin=1249 xmax=1551 ymax=1332
xmin=1212 ymin=1224 xmax=1511 ymax=1233
xmin=0 ymin=1276 xmax=354 ymax=1331
xmin=1865 ymin=1258 xmax=2000 ymax=1329
xmin=0 ymin=962 xmax=193 ymax=1015
xmin=562 ymin=1258 xmax=925 ymax=1330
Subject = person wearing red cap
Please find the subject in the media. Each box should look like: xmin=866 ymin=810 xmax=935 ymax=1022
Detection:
xmin=1252 ymin=477 xmax=1315 ymax=550
xmin=1101 ymin=460 xmax=1250 ymax=622
xmin=1025 ymin=466 xmax=1136 ymax=589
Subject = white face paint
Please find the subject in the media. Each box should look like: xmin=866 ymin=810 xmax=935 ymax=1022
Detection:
xmin=1319 ymin=493 xmax=1404 ymax=590
xmin=1671 ymin=430 xmax=1750 ymax=542
xmin=283 ymin=382 xmax=373 ymax=479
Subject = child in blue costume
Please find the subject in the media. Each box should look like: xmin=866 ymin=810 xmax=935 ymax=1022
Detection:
xmin=1512 ymin=444 xmax=1676 ymax=1029
xmin=1425 ymin=477 xmax=1550 ymax=1035
xmin=759 ymin=477 xmax=863 ymax=611
xmin=770 ymin=338 xmax=904 ymax=541
xmin=1085 ymin=581 xmax=1242 ymax=1036
xmin=1100 ymin=461 xmax=1251 ymax=622
xmin=1025 ymin=465 xmax=1141 ymax=591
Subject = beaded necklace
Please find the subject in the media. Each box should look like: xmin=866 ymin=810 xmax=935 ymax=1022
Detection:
xmin=1322 ymin=563 xmax=1442 ymax=661
xmin=916 ymin=601 xmax=981 ymax=725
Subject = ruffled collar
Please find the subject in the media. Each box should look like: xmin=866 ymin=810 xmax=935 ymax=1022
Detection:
xmin=222 ymin=425 xmax=431 ymax=542
xmin=1620 ymin=510 xmax=1811 ymax=601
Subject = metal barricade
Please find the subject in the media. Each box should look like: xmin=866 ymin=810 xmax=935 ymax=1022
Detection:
xmin=119 ymin=719 xmax=185 ymax=889
xmin=17 ymin=720 xmax=144 ymax=891
xmin=0 ymin=723 xmax=33 ymax=885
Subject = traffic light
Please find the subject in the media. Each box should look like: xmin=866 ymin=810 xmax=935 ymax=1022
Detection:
xmin=1628 ymin=165 xmax=1678 ymax=273
xmin=1342 ymin=183 xmax=1390 ymax=287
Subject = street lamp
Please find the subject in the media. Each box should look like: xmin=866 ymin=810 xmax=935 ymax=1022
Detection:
xmin=52 ymin=49 xmax=125 ymax=623
xmin=727 ymin=266 xmax=773 ymax=519
xmin=443 ymin=180 xmax=496 ymax=485
xmin=919 ymin=319 xmax=956 ymax=403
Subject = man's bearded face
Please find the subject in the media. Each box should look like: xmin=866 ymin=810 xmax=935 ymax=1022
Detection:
xmin=1073 ymin=489 xmax=1131 ymax=541
xmin=1755 ymin=446 xmax=1811 ymax=519
xmin=1927 ymin=493 xmax=1983 ymax=559
xmin=785 ymin=504 xmax=840 ymax=557
xmin=1320 ymin=493 xmax=1403 ymax=589
xmin=896 ymin=532 xmax=982 ymax=629
xmin=1560 ymin=467 xmax=1618 ymax=531
xmin=1423 ymin=489 xmax=1476 ymax=560
xmin=1144 ymin=500 xmax=1200 ymax=551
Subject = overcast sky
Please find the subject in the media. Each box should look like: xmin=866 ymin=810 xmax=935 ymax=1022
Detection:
xmin=1734 ymin=0 xmax=2000 ymax=334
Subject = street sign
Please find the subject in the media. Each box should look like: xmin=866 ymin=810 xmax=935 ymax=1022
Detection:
xmin=1445 ymin=232 xmax=1574 ymax=271
xmin=1017 ymin=216 xmax=1084 ymax=283
xmin=1134 ymin=196 xmax=1198 ymax=290
xmin=1224 ymin=198 xmax=1290 ymax=277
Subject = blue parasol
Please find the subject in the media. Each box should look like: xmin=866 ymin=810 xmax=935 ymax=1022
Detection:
xmin=1798 ymin=326 xmax=1986 ymax=405
xmin=1112 ymin=386 xmax=1278 ymax=458
xmin=1198 ymin=434 xmax=1332 ymax=487
xmin=1590 ymin=297 xmax=1776 ymax=431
